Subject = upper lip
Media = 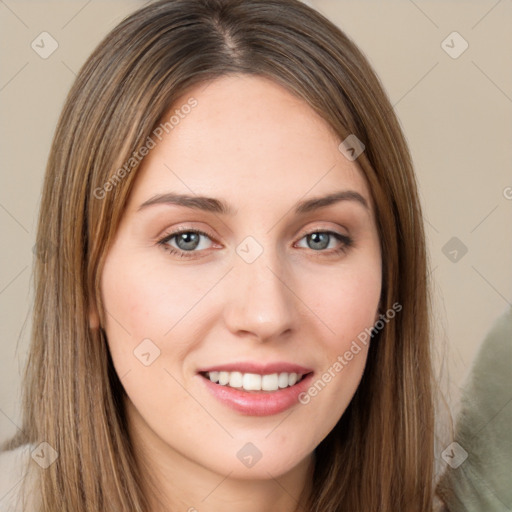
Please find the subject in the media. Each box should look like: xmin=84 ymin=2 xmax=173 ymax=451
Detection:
xmin=197 ymin=362 xmax=314 ymax=375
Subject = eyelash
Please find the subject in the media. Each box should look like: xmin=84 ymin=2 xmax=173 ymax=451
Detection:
xmin=157 ymin=228 xmax=353 ymax=259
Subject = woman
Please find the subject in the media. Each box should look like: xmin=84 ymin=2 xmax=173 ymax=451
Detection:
xmin=0 ymin=0 xmax=443 ymax=510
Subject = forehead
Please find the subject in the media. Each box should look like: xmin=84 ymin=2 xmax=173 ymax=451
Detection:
xmin=128 ymin=74 xmax=372 ymax=213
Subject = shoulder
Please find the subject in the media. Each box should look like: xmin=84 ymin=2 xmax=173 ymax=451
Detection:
xmin=459 ymin=306 xmax=512 ymax=426
xmin=437 ymin=307 xmax=512 ymax=512
xmin=0 ymin=444 xmax=39 ymax=512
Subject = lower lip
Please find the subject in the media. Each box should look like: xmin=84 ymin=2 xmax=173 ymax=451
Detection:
xmin=199 ymin=373 xmax=314 ymax=416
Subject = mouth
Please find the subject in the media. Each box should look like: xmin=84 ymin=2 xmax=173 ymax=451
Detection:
xmin=196 ymin=363 xmax=315 ymax=416
xmin=199 ymin=370 xmax=311 ymax=392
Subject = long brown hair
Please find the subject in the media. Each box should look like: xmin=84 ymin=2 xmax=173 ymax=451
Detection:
xmin=4 ymin=0 xmax=440 ymax=510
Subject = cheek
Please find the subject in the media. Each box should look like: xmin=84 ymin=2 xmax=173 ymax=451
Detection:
xmin=101 ymin=251 xmax=205 ymax=348
xmin=304 ymin=259 xmax=381 ymax=349
xmin=294 ymin=254 xmax=380 ymax=422
xmin=99 ymin=248 xmax=229 ymax=411
xmin=99 ymin=251 xmax=204 ymax=413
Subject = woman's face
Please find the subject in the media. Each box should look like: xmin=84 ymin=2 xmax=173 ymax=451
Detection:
xmin=98 ymin=74 xmax=381 ymax=483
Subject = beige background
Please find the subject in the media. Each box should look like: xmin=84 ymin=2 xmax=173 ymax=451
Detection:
xmin=1 ymin=0 xmax=511 ymax=446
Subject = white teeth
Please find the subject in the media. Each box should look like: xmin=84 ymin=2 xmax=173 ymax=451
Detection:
xmin=229 ymin=371 xmax=243 ymax=388
xmin=205 ymin=371 xmax=303 ymax=391
xmin=261 ymin=373 xmax=279 ymax=391
xmin=243 ymin=373 xmax=261 ymax=390
xmin=278 ymin=372 xmax=289 ymax=388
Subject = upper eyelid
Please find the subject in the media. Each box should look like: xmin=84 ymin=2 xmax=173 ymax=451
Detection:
xmin=296 ymin=225 xmax=349 ymax=239
xmin=158 ymin=228 xmax=216 ymax=247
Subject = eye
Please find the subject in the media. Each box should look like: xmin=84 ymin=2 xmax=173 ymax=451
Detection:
xmin=157 ymin=228 xmax=353 ymax=259
xmin=157 ymin=229 xmax=215 ymax=258
xmin=295 ymin=230 xmax=353 ymax=256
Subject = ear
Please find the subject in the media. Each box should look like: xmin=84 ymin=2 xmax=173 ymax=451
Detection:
xmin=89 ymin=303 xmax=100 ymax=330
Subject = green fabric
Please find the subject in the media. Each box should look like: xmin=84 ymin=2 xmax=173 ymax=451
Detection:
xmin=439 ymin=306 xmax=512 ymax=511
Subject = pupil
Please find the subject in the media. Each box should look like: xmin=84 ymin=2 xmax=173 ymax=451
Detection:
xmin=309 ymin=232 xmax=329 ymax=250
xmin=177 ymin=232 xmax=200 ymax=250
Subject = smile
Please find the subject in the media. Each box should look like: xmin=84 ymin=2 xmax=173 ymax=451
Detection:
xmin=197 ymin=364 xmax=315 ymax=416
xmin=202 ymin=371 xmax=307 ymax=392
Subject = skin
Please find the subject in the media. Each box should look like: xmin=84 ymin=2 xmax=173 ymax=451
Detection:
xmin=94 ymin=74 xmax=382 ymax=512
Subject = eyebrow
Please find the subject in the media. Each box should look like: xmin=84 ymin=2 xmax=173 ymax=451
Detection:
xmin=137 ymin=190 xmax=369 ymax=215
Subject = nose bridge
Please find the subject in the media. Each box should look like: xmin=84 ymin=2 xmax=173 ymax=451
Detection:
xmin=223 ymin=239 xmax=296 ymax=340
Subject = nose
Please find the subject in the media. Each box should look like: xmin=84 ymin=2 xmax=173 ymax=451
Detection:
xmin=222 ymin=247 xmax=298 ymax=342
